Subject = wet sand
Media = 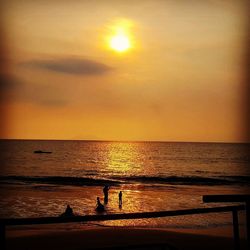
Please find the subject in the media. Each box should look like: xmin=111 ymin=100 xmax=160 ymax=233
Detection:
xmin=6 ymin=225 xmax=248 ymax=250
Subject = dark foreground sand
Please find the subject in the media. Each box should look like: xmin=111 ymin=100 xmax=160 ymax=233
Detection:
xmin=6 ymin=226 xmax=248 ymax=250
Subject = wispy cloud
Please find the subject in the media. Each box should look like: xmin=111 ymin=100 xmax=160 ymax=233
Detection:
xmin=0 ymin=74 xmax=21 ymax=91
xmin=21 ymin=57 xmax=113 ymax=76
xmin=0 ymin=73 xmax=68 ymax=106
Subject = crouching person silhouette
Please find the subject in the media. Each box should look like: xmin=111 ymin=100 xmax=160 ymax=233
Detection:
xmin=96 ymin=197 xmax=105 ymax=213
xmin=61 ymin=204 xmax=74 ymax=217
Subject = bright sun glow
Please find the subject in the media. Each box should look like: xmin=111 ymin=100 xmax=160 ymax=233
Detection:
xmin=107 ymin=19 xmax=133 ymax=53
xmin=110 ymin=34 xmax=130 ymax=52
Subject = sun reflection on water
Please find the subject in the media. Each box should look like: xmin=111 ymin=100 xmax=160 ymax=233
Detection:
xmin=104 ymin=142 xmax=142 ymax=176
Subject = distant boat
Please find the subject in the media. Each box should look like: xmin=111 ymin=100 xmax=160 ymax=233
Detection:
xmin=33 ymin=150 xmax=52 ymax=154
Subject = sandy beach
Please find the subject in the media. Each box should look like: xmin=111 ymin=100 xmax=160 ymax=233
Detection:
xmin=6 ymin=225 xmax=248 ymax=250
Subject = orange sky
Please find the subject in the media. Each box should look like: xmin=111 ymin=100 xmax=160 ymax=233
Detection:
xmin=0 ymin=0 xmax=249 ymax=142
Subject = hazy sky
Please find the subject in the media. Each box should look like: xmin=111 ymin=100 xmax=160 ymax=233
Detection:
xmin=0 ymin=0 xmax=249 ymax=142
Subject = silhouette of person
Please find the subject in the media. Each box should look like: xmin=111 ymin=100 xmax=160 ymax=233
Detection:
xmin=61 ymin=204 xmax=74 ymax=217
xmin=96 ymin=197 xmax=105 ymax=212
xmin=103 ymin=185 xmax=110 ymax=204
xmin=119 ymin=191 xmax=122 ymax=207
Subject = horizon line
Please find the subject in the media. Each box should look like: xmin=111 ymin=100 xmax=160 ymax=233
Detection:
xmin=0 ymin=138 xmax=249 ymax=144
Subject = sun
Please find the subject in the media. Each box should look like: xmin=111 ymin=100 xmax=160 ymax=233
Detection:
xmin=106 ymin=19 xmax=133 ymax=53
xmin=110 ymin=34 xmax=130 ymax=52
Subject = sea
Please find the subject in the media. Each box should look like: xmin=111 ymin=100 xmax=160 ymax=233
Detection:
xmin=0 ymin=140 xmax=249 ymax=230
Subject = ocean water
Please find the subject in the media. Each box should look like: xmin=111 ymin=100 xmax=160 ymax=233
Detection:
xmin=0 ymin=140 xmax=249 ymax=229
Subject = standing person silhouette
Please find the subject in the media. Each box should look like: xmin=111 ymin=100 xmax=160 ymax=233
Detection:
xmin=119 ymin=191 xmax=122 ymax=208
xmin=103 ymin=185 xmax=110 ymax=204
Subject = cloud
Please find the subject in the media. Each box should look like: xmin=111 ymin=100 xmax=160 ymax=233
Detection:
xmin=0 ymin=73 xmax=68 ymax=106
xmin=21 ymin=57 xmax=112 ymax=75
xmin=0 ymin=74 xmax=21 ymax=91
xmin=0 ymin=74 xmax=22 ymax=102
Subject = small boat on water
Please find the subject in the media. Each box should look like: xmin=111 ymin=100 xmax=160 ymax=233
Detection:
xmin=33 ymin=150 xmax=52 ymax=154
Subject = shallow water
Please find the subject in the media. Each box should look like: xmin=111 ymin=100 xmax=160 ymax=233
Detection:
xmin=0 ymin=140 xmax=249 ymax=230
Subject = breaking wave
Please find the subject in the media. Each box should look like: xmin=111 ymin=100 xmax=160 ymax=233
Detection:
xmin=0 ymin=175 xmax=249 ymax=187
